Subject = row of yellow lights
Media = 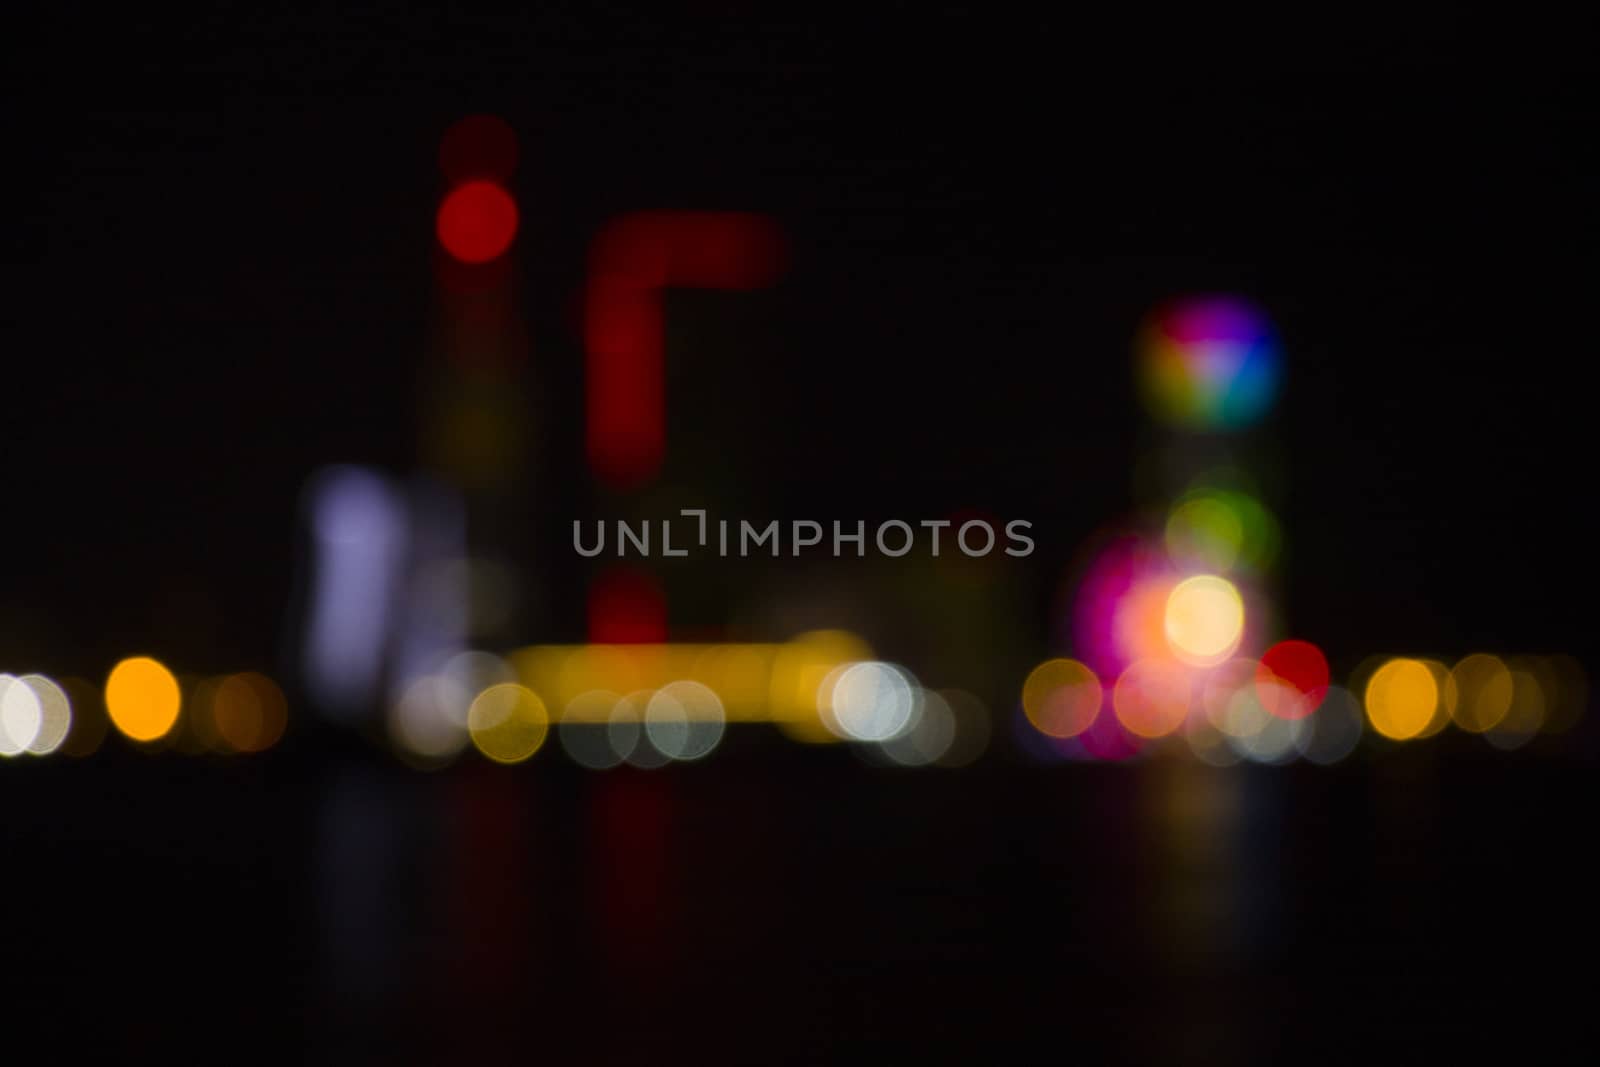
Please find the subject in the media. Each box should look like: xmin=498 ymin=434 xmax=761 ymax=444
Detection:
xmin=0 ymin=657 xmax=287 ymax=759
xmin=1359 ymin=653 xmax=1580 ymax=741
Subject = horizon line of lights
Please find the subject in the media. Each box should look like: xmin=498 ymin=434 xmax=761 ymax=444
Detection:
xmin=0 ymin=639 xmax=1586 ymax=768
xmin=1021 ymin=546 xmax=1586 ymax=766
xmin=0 ymin=658 xmax=286 ymax=759
xmin=1017 ymin=645 xmax=1585 ymax=766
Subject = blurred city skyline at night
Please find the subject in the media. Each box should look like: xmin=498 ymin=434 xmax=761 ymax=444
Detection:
xmin=2 ymin=9 xmax=1596 ymax=1063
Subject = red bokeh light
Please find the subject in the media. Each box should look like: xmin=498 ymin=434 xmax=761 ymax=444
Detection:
xmin=437 ymin=180 xmax=518 ymax=264
xmin=1256 ymin=639 xmax=1330 ymax=719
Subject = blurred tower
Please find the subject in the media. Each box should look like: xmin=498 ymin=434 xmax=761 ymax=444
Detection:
xmin=1037 ymin=294 xmax=1293 ymax=759
xmin=422 ymin=114 xmax=530 ymax=653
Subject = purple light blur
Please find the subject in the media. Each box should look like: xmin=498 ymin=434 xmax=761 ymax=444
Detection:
xmin=303 ymin=466 xmax=408 ymax=720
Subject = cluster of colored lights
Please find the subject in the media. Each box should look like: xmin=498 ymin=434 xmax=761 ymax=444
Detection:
xmin=1018 ymin=644 xmax=1583 ymax=765
xmin=1071 ymin=470 xmax=1282 ymax=685
xmin=0 ymin=657 xmax=286 ymax=759
xmin=1026 ymin=291 xmax=1589 ymax=763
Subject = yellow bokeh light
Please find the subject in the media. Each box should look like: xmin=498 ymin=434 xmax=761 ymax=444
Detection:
xmin=1486 ymin=668 xmax=1546 ymax=750
xmin=1020 ymin=658 xmax=1102 ymax=738
xmin=213 ymin=672 xmax=289 ymax=753
xmin=1164 ymin=575 xmax=1245 ymax=666
xmin=1363 ymin=658 xmax=1438 ymax=741
xmin=1415 ymin=659 xmax=1453 ymax=738
xmin=468 ymin=683 xmax=550 ymax=764
xmin=1446 ymin=653 xmax=1513 ymax=734
xmin=105 ymin=657 xmax=182 ymax=743
xmin=1115 ymin=576 xmax=1180 ymax=669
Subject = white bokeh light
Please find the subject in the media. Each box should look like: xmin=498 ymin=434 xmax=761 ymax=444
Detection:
xmin=0 ymin=675 xmax=43 ymax=757
xmin=826 ymin=662 xmax=918 ymax=742
xmin=645 ymin=681 xmax=726 ymax=762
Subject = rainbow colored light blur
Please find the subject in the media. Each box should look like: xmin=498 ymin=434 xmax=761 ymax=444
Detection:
xmin=1136 ymin=295 xmax=1282 ymax=429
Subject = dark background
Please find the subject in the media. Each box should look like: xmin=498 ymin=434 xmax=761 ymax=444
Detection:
xmin=2 ymin=8 xmax=1596 ymax=1063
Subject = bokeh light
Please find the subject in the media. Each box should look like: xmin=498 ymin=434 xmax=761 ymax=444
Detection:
xmin=1486 ymin=664 xmax=1546 ymax=751
xmin=388 ymin=674 xmax=469 ymax=763
xmin=1164 ymin=493 xmax=1246 ymax=571
xmin=105 ymin=657 xmax=182 ymax=744
xmin=879 ymin=689 xmax=957 ymax=767
xmin=435 ymin=651 xmax=516 ymax=728
xmin=1135 ymin=294 xmax=1283 ymax=429
xmin=1445 ymin=653 xmax=1513 ymax=734
xmin=1164 ymin=574 xmax=1245 ymax=666
xmin=558 ymin=690 xmax=626 ymax=770
xmin=825 ymin=662 xmax=918 ymax=742
xmin=1256 ymin=639 xmax=1329 ymax=719
xmin=1111 ymin=659 xmax=1191 ymax=739
xmin=0 ymin=675 xmax=43 ymax=756
xmin=1222 ymin=679 xmax=1306 ymax=764
xmin=21 ymin=675 xmax=73 ymax=755
xmin=1294 ymin=685 xmax=1364 ymax=765
xmin=1020 ymin=658 xmax=1102 ymax=739
xmin=1415 ymin=659 xmax=1454 ymax=739
xmin=437 ymin=179 xmax=518 ymax=264
xmin=1200 ymin=658 xmax=1260 ymax=726
xmin=1169 ymin=484 xmax=1281 ymax=575
xmin=1362 ymin=658 xmax=1438 ymax=741
xmin=610 ymin=690 xmax=671 ymax=769
xmin=211 ymin=672 xmax=288 ymax=753
xmin=645 ymin=680 xmax=726 ymax=761
xmin=770 ymin=630 xmax=873 ymax=743
xmin=1070 ymin=534 xmax=1173 ymax=679
xmin=1184 ymin=706 xmax=1241 ymax=766
xmin=467 ymin=683 xmax=549 ymax=764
